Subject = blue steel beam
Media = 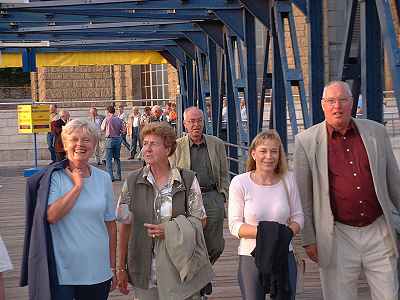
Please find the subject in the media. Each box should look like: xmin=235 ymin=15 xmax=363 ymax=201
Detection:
xmin=185 ymin=55 xmax=194 ymax=107
xmin=224 ymin=32 xmax=239 ymax=175
xmin=375 ymin=0 xmax=400 ymax=117
xmin=240 ymin=0 xmax=270 ymax=27
xmin=244 ymin=9 xmax=257 ymax=143
xmin=1 ymin=20 xmax=196 ymax=32
xmin=177 ymin=61 xmax=189 ymax=111
xmin=207 ymin=37 xmax=221 ymax=136
xmin=1 ymin=0 xmax=242 ymax=10
xmin=165 ymin=45 xmax=186 ymax=64
xmin=160 ymin=50 xmax=177 ymax=69
xmin=0 ymin=9 xmax=216 ymax=23
xmin=183 ymin=31 xmax=208 ymax=54
xmin=307 ymin=0 xmax=324 ymax=125
xmin=361 ymin=0 xmax=383 ymax=123
xmin=337 ymin=0 xmax=359 ymax=82
xmin=176 ymin=38 xmax=195 ymax=60
xmin=213 ymin=9 xmax=245 ymax=41
xmin=273 ymin=2 xmax=298 ymax=136
xmin=259 ymin=29 xmax=271 ymax=132
xmin=22 ymin=48 xmax=36 ymax=72
xmin=0 ymin=31 xmax=188 ymax=41
xmin=196 ymin=20 xmax=224 ymax=48
xmin=271 ymin=10 xmax=287 ymax=151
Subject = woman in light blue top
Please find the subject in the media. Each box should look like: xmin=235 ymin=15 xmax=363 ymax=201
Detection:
xmin=47 ymin=119 xmax=117 ymax=300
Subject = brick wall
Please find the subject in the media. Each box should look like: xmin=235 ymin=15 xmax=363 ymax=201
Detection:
xmin=167 ymin=64 xmax=179 ymax=102
xmin=31 ymin=66 xmax=113 ymax=107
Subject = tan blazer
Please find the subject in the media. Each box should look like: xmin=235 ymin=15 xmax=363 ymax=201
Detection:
xmin=294 ymin=118 xmax=400 ymax=267
xmin=170 ymin=134 xmax=230 ymax=201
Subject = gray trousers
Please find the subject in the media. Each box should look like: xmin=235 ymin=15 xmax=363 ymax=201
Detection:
xmin=320 ymin=216 xmax=398 ymax=300
xmin=202 ymin=190 xmax=225 ymax=264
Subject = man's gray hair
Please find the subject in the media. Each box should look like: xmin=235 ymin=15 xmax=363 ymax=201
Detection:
xmin=183 ymin=106 xmax=204 ymax=120
xmin=61 ymin=119 xmax=99 ymax=145
xmin=322 ymin=80 xmax=353 ymax=99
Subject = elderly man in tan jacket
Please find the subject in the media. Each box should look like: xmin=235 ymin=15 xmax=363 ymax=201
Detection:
xmin=170 ymin=107 xmax=229 ymax=270
xmin=295 ymin=81 xmax=400 ymax=300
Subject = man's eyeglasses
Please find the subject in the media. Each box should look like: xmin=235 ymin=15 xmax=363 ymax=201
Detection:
xmin=186 ymin=119 xmax=203 ymax=125
xmin=323 ymin=97 xmax=352 ymax=106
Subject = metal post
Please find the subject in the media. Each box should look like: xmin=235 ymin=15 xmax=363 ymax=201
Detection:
xmin=33 ymin=132 xmax=38 ymax=168
xmin=360 ymin=0 xmax=383 ymax=122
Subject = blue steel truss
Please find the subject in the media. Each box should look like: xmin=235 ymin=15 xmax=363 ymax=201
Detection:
xmin=1 ymin=0 xmax=399 ymax=174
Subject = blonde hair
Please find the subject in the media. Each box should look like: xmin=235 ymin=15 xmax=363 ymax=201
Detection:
xmin=61 ymin=119 xmax=99 ymax=146
xmin=246 ymin=129 xmax=288 ymax=176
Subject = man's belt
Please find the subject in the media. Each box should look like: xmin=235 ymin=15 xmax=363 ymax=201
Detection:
xmin=200 ymin=185 xmax=217 ymax=193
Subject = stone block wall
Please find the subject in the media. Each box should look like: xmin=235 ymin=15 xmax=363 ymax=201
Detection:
xmin=31 ymin=66 xmax=114 ymax=106
xmin=167 ymin=64 xmax=179 ymax=102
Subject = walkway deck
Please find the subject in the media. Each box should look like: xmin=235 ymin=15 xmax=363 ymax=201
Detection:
xmin=0 ymin=162 xmax=371 ymax=299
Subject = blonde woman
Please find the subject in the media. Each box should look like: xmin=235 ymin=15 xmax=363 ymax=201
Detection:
xmin=228 ymin=130 xmax=304 ymax=300
xmin=22 ymin=119 xmax=117 ymax=300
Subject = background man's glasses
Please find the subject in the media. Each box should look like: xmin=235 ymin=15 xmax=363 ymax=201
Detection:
xmin=323 ymin=97 xmax=352 ymax=106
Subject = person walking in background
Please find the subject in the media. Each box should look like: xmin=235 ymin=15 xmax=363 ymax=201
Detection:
xmin=221 ymin=99 xmax=228 ymax=141
xmin=88 ymin=107 xmax=105 ymax=165
xmin=170 ymin=106 xmax=229 ymax=297
xmin=51 ymin=110 xmax=70 ymax=161
xmin=47 ymin=104 xmax=59 ymax=163
xmin=295 ymin=81 xmax=400 ymax=300
xmin=116 ymin=105 xmax=131 ymax=152
xmin=127 ymin=106 xmax=141 ymax=160
xmin=102 ymin=105 xmax=125 ymax=182
xmin=0 ymin=233 xmax=13 ymax=300
xmin=168 ymin=102 xmax=177 ymax=128
xmin=140 ymin=106 xmax=152 ymax=129
xmin=21 ymin=120 xmax=117 ymax=300
xmin=150 ymin=105 xmax=164 ymax=122
xmin=229 ymin=130 xmax=303 ymax=300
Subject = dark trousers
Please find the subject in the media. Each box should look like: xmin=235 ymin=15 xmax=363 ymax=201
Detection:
xmin=130 ymin=126 xmax=140 ymax=158
xmin=47 ymin=132 xmax=56 ymax=162
xmin=238 ymin=252 xmax=297 ymax=300
xmin=121 ymin=133 xmax=130 ymax=151
xmin=202 ymin=190 xmax=225 ymax=264
xmin=54 ymin=279 xmax=111 ymax=300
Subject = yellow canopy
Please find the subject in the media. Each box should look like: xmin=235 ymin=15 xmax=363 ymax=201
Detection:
xmin=0 ymin=53 xmax=22 ymax=67
xmin=0 ymin=51 xmax=167 ymax=68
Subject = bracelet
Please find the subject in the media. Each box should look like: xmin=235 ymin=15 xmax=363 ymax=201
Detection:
xmin=116 ymin=267 xmax=127 ymax=273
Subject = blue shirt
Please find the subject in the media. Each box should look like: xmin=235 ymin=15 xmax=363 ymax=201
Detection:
xmin=48 ymin=166 xmax=116 ymax=285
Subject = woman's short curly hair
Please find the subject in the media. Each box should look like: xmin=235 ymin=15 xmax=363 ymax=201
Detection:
xmin=140 ymin=121 xmax=177 ymax=156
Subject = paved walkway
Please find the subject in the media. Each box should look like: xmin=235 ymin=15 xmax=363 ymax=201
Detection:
xmin=0 ymin=161 xmax=372 ymax=299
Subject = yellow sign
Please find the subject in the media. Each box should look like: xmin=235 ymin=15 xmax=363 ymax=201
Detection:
xmin=17 ymin=105 xmax=51 ymax=134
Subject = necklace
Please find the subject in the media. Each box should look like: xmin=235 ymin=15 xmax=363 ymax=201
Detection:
xmin=251 ymin=171 xmax=278 ymax=186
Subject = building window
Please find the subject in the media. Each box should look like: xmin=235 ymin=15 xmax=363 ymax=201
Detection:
xmin=141 ymin=64 xmax=169 ymax=103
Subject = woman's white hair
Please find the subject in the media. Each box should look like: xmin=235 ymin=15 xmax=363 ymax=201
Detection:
xmin=61 ymin=119 xmax=99 ymax=145
xmin=322 ymin=80 xmax=353 ymax=99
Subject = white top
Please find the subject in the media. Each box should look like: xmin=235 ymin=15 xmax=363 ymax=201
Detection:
xmin=0 ymin=234 xmax=12 ymax=272
xmin=132 ymin=116 xmax=140 ymax=128
xmin=228 ymin=171 xmax=304 ymax=256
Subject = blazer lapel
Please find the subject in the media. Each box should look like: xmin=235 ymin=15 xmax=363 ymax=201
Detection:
xmin=204 ymin=135 xmax=218 ymax=179
xmin=354 ymin=119 xmax=378 ymax=176
xmin=181 ymin=135 xmax=191 ymax=170
xmin=315 ymin=122 xmax=330 ymax=196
